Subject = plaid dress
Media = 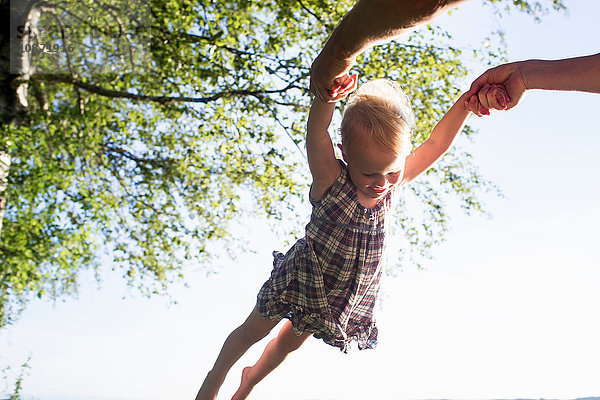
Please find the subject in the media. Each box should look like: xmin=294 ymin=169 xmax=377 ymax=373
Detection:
xmin=257 ymin=161 xmax=397 ymax=352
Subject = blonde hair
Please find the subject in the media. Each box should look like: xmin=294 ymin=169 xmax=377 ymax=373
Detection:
xmin=341 ymin=79 xmax=415 ymax=156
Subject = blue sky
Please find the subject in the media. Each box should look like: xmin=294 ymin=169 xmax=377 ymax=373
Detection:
xmin=2 ymin=1 xmax=599 ymax=399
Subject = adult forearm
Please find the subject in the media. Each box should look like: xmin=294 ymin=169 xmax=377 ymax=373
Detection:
xmin=522 ymin=53 xmax=600 ymax=94
xmin=310 ymin=0 xmax=466 ymax=102
xmin=325 ymin=0 xmax=467 ymax=61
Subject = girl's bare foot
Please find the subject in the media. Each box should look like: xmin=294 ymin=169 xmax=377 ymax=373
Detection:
xmin=231 ymin=366 xmax=255 ymax=400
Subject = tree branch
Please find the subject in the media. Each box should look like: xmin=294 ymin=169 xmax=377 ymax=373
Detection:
xmin=180 ymin=32 xmax=302 ymax=70
xmin=31 ymin=74 xmax=302 ymax=104
xmin=297 ymin=0 xmax=321 ymax=22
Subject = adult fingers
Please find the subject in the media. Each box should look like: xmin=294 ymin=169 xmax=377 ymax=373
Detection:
xmin=309 ymin=78 xmax=333 ymax=102
xmin=490 ymin=85 xmax=509 ymax=109
xmin=465 ymin=94 xmax=487 ymax=117
xmin=483 ymin=85 xmax=506 ymax=110
xmin=477 ymin=83 xmax=492 ymax=110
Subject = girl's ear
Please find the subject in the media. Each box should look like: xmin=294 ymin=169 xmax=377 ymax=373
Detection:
xmin=337 ymin=143 xmax=348 ymax=162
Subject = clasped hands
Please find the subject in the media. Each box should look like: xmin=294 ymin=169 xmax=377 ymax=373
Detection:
xmin=310 ymin=56 xmax=527 ymax=116
xmin=311 ymin=71 xmax=513 ymax=117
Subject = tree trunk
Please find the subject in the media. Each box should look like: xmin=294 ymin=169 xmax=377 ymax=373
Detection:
xmin=0 ymin=152 xmax=9 ymax=235
xmin=0 ymin=0 xmax=37 ymax=238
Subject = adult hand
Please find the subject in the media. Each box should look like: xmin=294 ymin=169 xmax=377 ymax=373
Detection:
xmin=310 ymin=47 xmax=358 ymax=102
xmin=466 ymin=61 xmax=528 ymax=114
xmin=464 ymin=84 xmax=510 ymax=117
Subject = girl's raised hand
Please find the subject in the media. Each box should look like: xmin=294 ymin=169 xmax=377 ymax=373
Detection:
xmin=329 ymin=73 xmax=358 ymax=102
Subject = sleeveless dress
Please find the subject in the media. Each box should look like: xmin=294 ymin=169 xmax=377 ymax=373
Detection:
xmin=256 ymin=161 xmax=398 ymax=352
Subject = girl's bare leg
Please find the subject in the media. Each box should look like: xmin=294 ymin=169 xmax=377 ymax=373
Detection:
xmin=195 ymin=307 xmax=279 ymax=400
xmin=231 ymin=320 xmax=312 ymax=400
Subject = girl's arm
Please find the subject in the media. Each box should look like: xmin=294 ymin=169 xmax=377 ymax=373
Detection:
xmin=401 ymin=92 xmax=473 ymax=185
xmin=306 ymin=98 xmax=342 ymax=201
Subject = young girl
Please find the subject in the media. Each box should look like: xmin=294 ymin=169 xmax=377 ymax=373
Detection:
xmin=196 ymin=78 xmax=506 ymax=400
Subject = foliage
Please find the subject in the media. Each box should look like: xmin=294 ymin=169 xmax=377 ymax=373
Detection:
xmin=0 ymin=354 xmax=31 ymax=400
xmin=485 ymin=0 xmax=566 ymax=21
xmin=0 ymin=0 xmax=565 ymax=327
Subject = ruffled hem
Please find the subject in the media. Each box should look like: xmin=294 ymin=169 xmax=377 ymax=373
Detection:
xmin=318 ymin=320 xmax=378 ymax=353
xmin=257 ymin=291 xmax=378 ymax=353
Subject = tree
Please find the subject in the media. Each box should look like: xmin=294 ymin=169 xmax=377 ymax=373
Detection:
xmin=0 ymin=0 xmax=565 ymax=328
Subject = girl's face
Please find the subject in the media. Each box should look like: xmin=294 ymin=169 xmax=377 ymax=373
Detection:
xmin=339 ymin=139 xmax=406 ymax=203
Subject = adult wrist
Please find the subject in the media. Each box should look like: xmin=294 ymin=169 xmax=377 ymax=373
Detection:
xmin=323 ymin=27 xmax=358 ymax=67
xmin=520 ymin=59 xmax=546 ymax=91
